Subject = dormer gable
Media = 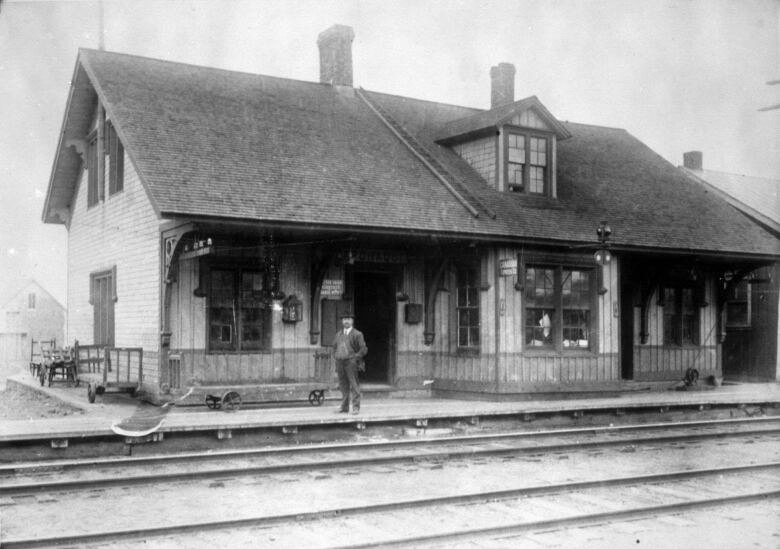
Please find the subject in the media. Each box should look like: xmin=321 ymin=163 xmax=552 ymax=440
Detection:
xmin=435 ymin=65 xmax=570 ymax=198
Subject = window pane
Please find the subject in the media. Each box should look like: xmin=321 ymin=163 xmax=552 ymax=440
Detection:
xmin=562 ymin=269 xmax=590 ymax=349
xmin=526 ymin=308 xmax=554 ymax=348
xmin=508 ymin=134 xmax=525 ymax=163
xmin=563 ymin=309 xmax=590 ymax=348
xmin=457 ymin=266 xmax=479 ymax=347
xmin=240 ymin=271 xmax=266 ymax=350
xmin=662 ymin=285 xmax=699 ymax=346
xmin=529 ymin=166 xmax=545 ymax=194
xmin=508 ymin=164 xmax=524 ymax=190
xmin=525 ymin=267 xmax=555 ymax=307
xmin=530 ymin=137 xmax=547 ymax=166
xmin=209 ymin=270 xmax=235 ymax=351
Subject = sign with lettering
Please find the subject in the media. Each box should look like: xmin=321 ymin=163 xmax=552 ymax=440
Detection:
xmin=499 ymin=259 xmax=517 ymax=276
xmin=321 ymin=279 xmax=344 ymax=298
xmin=353 ymin=249 xmax=407 ymax=264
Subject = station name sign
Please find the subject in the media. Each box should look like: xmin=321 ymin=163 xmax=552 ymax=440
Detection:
xmin=499 ymin=259 xmax=517 ymax=276
xmin=353 ymin=249 xmax=407 ymax=264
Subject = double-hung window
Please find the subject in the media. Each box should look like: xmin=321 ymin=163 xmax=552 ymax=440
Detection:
xmin=456 ymin=265 xmax=480 ymax=348
xmin=507 ymin=131 xmax=549 ymax=195
xmin=525 ymin=265 xmax=594 ymax=350
xmin=662 ymin=285 xmax=700 ymax=346
xmin=209 ymin=268 xmax=271 ymax=352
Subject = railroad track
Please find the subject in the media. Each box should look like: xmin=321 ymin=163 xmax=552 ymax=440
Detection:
xmin=2 ymin=418 xmax=779 ymax=548
xmin=2 ymin=462 xmax=778 ymax=548
xmin=2 ymin=416 xmax=779 ymax=494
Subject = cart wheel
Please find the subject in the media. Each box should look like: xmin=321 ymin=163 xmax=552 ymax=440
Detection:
xmin=222 ymin=391 xmax=241 ymax=411
xmin=205 ymin=395 xmax=221 ymax=410
xmin=308 ymin=390 xmax=324 ymax=406
xmin=87 ymin=383 xmax=96 ymax=403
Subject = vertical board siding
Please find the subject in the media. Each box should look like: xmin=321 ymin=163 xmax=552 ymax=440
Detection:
xmin=632 ymin=276 xmax=721 ymax=379
xmin=170 ymin=250 xmax=320 ymax=385
xmin=68 ymin=146 xmax=161 ymax=387
xmin=495 ymin=248 xmax=620 ymax=386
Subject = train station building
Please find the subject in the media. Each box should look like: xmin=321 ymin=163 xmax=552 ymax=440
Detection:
xmin=42 ymin=25 xmax=779 ymax=404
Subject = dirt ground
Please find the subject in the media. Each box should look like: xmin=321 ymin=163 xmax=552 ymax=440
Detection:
xmin=0 ymin=381 xmax=83 ymax=420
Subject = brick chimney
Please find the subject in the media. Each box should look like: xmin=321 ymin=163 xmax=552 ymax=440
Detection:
xmin=490 ymin=63 xmax=516 ymax=109
xmin=317 ymin=24 xmax=355 ymax=87
xmin=683 ymin=151 xmax=703 ymax=170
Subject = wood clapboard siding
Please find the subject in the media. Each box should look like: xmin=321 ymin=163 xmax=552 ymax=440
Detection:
xmin=632 ymin=277 xmax=721 ymax=379
xmin=67 ymin=142 xmax=161 ymax=386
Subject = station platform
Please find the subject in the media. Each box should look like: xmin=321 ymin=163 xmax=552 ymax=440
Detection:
xmin=2 ymin=372 xmax=779 ymax=446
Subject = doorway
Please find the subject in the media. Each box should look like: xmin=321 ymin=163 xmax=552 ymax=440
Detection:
xmin=353 ymin=271 xmax=395 ymax=383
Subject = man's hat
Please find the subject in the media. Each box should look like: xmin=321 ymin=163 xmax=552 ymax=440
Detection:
xmin=340 ymin=311 xmax=355 ymax=319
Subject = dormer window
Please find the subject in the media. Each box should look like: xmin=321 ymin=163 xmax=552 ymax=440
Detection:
xmin=507 ymin=132 xmax=549 ymax=195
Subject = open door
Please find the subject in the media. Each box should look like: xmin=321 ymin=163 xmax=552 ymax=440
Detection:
xmin=353 ymin=271 xmax=395 ymax=383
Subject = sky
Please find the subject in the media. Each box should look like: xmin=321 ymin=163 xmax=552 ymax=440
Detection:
xmin=1 ymin=0 xmax=778 ymax=305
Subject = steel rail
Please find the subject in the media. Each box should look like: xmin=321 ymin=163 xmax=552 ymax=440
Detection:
xmin=3 ymin=415 xmax=778 ymax=475
xmin=2 ymin=423 xmax=780 ymax=496
xmin=3 ymin=462 xmax=778 ymax=549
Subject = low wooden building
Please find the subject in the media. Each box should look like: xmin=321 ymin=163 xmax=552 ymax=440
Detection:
xmin=42 ymin=26 xmax=779 ymax=402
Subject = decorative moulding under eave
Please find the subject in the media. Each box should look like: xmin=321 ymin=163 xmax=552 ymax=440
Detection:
xmin=435 ymin=96 xmax=571 ymax=145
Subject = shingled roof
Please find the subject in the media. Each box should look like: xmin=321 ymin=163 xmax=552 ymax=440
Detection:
xmin=43 ymin=49 xmax=779 ymax=259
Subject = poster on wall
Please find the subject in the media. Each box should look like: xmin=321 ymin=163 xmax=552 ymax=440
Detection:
xmin=321 ymin=279 xmax=344 ymax=298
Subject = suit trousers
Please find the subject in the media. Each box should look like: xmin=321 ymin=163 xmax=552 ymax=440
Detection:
xmin=335 ymin=359 xmax=360 ymax=411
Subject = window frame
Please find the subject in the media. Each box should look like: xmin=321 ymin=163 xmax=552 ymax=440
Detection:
xmin=206 ymin=264 xmax=273 ymax=354
xmin=659 ymin=283 xmax=701 ymax=346
xmin=27 ymin=292 xmax=36 ymax=310
xmin=505 ymin=127 xmax=552 ymax=196
xmin=106 ymin=121 xmax=124 ymax=196
xmin=454 ymin=262 xmax=481 ymax=352
xmin=521 ymin=254 xmax=598 ymax=354
xmin=86 ymin=130 xmax=100 ymax=208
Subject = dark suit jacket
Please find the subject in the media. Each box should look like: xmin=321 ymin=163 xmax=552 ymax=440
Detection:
xmin=332 ymin=328 xmax=368 ymax=371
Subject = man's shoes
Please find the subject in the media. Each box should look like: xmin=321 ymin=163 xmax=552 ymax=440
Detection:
xmin=350 ymin=408 xmax=360 ymax=415
xmin=336 ymin=408 xmax=348 ymax=414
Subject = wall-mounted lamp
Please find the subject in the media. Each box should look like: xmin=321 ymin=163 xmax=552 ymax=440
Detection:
xmin=594 ymin=221 xmax=612 ymax=266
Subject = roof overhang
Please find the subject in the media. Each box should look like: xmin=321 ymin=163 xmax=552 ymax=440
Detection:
xmin=42 ymin=55 xmax=98 ymax=225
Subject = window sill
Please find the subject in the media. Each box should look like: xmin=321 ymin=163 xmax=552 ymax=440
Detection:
xmin=206 ymin=349 xmax=272 ymax=355
xmin=523 ymin=348 xmax=597 ymax=357
xmin=456 ymin=347 xmax=481 ymax=358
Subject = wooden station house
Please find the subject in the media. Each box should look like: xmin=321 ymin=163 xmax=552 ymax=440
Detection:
xmin=42 ymin=25 xmax=779 ymax=403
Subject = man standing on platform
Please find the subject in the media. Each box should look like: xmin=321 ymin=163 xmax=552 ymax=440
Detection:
xmin=332 ymin=312 xmax=368 ymax=414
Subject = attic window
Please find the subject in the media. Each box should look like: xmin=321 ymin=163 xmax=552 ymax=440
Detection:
xmin=86 ymin=132 xmax=101 ymax=207
xmin=106 ymin=122 xmax=124 ymax=195
xmin=506 ymin=131 xmax=550 ymax=195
